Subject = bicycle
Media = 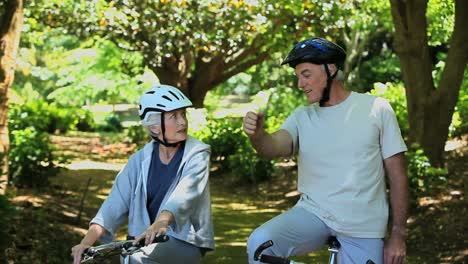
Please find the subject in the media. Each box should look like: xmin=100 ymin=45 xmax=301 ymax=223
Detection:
xmin=80 ymin=235 xmax=169 ymax=263
xmin=254 ymin=236 xmax=375 ymax=264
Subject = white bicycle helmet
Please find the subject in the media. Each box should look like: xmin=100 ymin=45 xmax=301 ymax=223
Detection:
xmin=138 ymin=84 xmax=192 ymax=147
xmin=139 ymin=84 xmax=192 ymax=122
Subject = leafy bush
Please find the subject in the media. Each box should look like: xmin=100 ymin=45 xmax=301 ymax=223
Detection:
xmin=9 ymin=100 xmax=90 ymax=134
xmin=75 ymin=108 xmax=96 ymax=132
xmin=449 ymin=72 xmax=467 ymax=137
xmin=192 ymin=116 xmax=276 ymax=183
xmin=405 ymin=143 xmax=447 ymax=207
xmin=370 ymin=82 xmax=409 ymax=138
xmin=263 ymin=86 xmax=307 ymax=132
xmin=97 ymin=113 xmax=124 ymax=132
xmin=8 ymin=128 xmax=60 ymax=188
xmin=125 ymin=125 xmax=150 ymax=147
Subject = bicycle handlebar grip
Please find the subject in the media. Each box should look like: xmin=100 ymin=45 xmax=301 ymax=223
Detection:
xmin=254 ymin=240 xmax=274 ymax=260
xmin=134 ymin=235 xmax=170 ymax=247
xmin=260 ymin=255 xmax=290 ymax=264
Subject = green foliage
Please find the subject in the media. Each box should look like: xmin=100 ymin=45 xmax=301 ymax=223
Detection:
xmin=96 ymin=113 xmax=124 ymax=132
xmin=14 ymin=30 xmax=154 ymax=107
xmin=75 ymin=109 xmax=96 ymax=132
xmin=8 ymin=128 xmax=59 ymax=188
xmin=405 ymin=144 xmax=447 ymax=206
xmin=356 ymin=47 xmax=402 ymax=92
xmin=125 ymin=125 xmax=150 ymax=147
xmin=193 ymin=116 xmax=275 ymax=183
xmin=449 ymin=68 xmax=468 ymax=138
xmin=9 ymin=100 xmax=93 ymax=134
xmin=427 ymin=0 xmax=454 ymax=46
xmin=370 ymin=83 xmax=409 ymax=138
xmin=7 ymin=100 xmax=74 ymax=188
xmin=265 ymin=86 xmax=307 ymax=131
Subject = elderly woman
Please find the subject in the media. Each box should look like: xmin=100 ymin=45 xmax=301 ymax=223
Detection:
xmin=71 ymin=84 xmax=214 ymax=264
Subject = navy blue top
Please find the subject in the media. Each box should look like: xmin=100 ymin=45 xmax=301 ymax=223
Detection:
xmin=146 ymin=142 xmax=185 ymax=223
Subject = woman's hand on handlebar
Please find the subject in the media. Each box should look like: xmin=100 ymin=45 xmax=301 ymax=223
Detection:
xmin=134 ymin=219 xmax=170 ymax=246
xmin=71 ymin=243 xmax=91 ymax=264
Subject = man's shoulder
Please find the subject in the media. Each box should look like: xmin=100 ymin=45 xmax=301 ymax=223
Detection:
xmin=352 ymin=92 xmax=391 ymax=109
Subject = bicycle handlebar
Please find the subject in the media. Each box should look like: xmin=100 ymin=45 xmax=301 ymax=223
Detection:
xmin=81 ymin=235 xmax=169 ymax=263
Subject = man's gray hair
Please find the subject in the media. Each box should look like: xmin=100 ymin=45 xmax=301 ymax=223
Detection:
xmin=321 ymin=64 xmax=345 ymax=81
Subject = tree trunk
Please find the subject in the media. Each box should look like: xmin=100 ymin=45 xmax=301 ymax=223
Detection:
xmin=0 ymin=0 xmax=23 ymax=194
xmin=390 ymin=0 xmax=468 ymax=166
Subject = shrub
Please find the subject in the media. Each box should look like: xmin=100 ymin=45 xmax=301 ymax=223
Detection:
xmin=125 ymin=125 xmax=150 ymax=147
xmin=405 ymin=143 xmax=447 ymax=207
xmin=97 ymin=113 xmax=124 ymax=132
xmin=192 ymin=116 xmax=276 ymax=183
xmin=449 ymin=76 xmax=467 ymax=138
xmin=75 ymin=108 xmax=96 ymax=132
xmin=9 ymin=100 xmax=88 ymax=134
xmin=8 ymin=128 xmax=60 ymax=188
xmin=370 ymin=82 xmax=409 ymax=138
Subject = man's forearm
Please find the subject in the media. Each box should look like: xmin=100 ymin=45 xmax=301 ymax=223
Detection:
xmin=249 ymin=130 xmax=292 ymax=159
xmin=385 ymin=153 xmax=409 ymax=237
xmin=389 ymin=175 xmax=408 ymax=236
xmin=250 ymin=132 xmax=277 ymax=158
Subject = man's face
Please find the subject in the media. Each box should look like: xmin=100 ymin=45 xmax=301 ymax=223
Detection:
xmin=294 ymin=62 xmax=328 ymax=104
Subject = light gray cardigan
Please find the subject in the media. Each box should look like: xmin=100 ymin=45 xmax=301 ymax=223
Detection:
xmin=90 ymin=136 xmax=215 ymax=250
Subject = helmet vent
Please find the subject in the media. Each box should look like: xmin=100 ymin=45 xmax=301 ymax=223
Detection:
xmin=157 ymin=104 xmax=166 ymax=107
xmin=178 ymin=92 xmax=186 ymax=99
xmin=146 ymin=91 xmax=155 ymax=94
xmin=168 ymin=91 xmax=180 ymax=100
xmin=162 ymin=95 xmax=173 ymax=101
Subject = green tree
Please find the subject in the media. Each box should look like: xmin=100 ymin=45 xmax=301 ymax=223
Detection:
xmin=0 ymin=0 xmax=23 ymax=194
xmin=28 ymin=0 xmax=334 ymax=107
xmin=390 ymin=0 xmax=468 ymax=166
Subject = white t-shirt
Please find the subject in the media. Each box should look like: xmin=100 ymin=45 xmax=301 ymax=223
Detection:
xmin=281 ymin=92 xmax=407 ymax=238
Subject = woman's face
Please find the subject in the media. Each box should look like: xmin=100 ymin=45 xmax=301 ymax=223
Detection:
xmin=153 ymin=108 xmax=188 ymax=143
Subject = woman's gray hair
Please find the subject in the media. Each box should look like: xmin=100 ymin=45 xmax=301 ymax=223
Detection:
xmin=141 ymin=112 xmax=161 ymax=128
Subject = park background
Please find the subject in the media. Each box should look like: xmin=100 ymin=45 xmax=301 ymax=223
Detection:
xmin=0 ymin=0 xmax=466 ymax=263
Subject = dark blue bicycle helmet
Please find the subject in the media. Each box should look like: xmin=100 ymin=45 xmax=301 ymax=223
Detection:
xmin=281 ymin=37 xmax=346 ymax=69
xmin=281 ymin=38 xmax=346 ymax=106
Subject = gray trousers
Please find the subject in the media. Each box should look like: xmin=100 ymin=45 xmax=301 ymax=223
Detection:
xmin=122 ymin=236 xmax=202 ymax=264
xmin=246 ymin=206 xmax=384 ymax=264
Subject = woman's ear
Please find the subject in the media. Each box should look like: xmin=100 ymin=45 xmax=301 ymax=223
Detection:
xmin=148 ymin=125 xmax=162 ymax=135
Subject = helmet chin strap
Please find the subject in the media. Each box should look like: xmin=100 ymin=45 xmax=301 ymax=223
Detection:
xmin=319 ymin=64 xmax=338 ymax=107
xmin=151 ymin=135 xmax=183 ymax=148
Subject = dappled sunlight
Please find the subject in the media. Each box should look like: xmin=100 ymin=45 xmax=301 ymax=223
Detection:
xmin=67 ymin=160 xmax=124 ymax=171
xmin=12 ymin=195 xmax=46 ymax=207
xmin=96 ymin=194 xmax=108 ymax=200
xmin=63 ymin=224 xmax=88 ymax=236
xmin=217 ymin=241 xmax=246 ymax=247
xmin=62 ymin=210 xmax=78 ymax=218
